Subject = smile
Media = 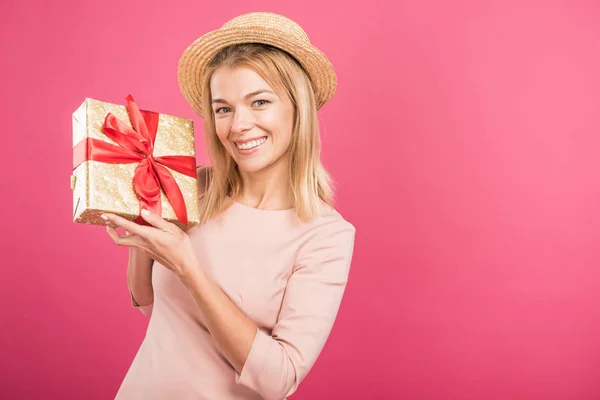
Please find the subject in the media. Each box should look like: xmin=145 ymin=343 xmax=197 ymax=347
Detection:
xmin=235 ymin=137 xmax=267 ymax=150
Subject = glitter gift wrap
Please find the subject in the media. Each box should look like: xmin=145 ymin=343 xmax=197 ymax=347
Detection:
xmin=71 ymin=96 xmax=200 ymax=231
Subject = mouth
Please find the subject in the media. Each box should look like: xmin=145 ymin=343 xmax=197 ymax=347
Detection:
xmin=234 ymin=136 xmax=267 ymax=151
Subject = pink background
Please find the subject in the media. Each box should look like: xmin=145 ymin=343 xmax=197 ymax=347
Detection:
xmin=2 ymin=0 xmax=600 ymax=398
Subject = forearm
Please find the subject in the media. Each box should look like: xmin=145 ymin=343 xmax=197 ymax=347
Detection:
xmin=128 ymin=247 xmax=154 ymax=306
xmin=179 ymin=265 xmax=257 ymax=374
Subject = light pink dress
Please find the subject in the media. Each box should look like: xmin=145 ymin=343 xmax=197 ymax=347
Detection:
xmin=115 ymin=199 xmax=356 ymax=400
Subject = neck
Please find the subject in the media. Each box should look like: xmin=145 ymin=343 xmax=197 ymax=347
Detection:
xmin=237 ymin=157 xmax=292 ymax=210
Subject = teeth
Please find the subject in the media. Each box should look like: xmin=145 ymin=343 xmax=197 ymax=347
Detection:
xmin=236 ymin=137 xmax=266 ymax=150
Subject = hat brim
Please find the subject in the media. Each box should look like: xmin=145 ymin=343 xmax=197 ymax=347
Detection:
xmin=177 ymin=26 xmax=337 ymax=118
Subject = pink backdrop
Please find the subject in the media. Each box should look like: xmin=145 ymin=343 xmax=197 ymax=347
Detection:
xmin=2 ymin=0 xmax=600 ymax=398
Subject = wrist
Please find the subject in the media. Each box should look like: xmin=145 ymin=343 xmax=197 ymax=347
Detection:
xmin=178 ymin=258 xmax=205 ymax=289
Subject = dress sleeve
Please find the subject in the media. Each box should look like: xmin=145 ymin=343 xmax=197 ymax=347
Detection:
xmin=235 ymin=219 xmax=356 ymax=400
xmin=130 ymin=289 xmax=154 ymax=317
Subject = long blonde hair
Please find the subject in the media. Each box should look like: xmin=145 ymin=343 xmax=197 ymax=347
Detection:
xmin=198 ymin=43 xmax=335 ymax=224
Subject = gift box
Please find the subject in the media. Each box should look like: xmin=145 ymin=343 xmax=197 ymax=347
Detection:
xmin=71 ymin=95 xmax=200 ymax=231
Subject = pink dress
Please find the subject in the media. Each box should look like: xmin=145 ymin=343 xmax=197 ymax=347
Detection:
xmin=115 ymin=199 xmax=356 ymax=400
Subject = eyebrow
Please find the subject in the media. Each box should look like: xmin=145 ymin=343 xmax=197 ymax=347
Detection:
xmin=211 ymin=89 xmax=275 ymax=105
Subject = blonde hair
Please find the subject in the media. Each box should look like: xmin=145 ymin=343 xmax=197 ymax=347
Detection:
xmin=198 ymin=43 xmax=335 ymax=224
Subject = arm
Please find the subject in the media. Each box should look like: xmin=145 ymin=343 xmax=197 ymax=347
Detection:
xmin=180 ymin=220 xmax=356 ymax=400
xmin=126 ymin=165 xmax=208 ymax=317
xmin=127 ymin=247 xmax=154 ymax=317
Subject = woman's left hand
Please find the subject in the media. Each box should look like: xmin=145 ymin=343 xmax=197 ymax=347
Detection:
xmin=101 ymin=209 xmax=199 ymax=280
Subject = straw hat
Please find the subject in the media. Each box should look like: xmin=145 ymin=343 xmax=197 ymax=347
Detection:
xmin=177 ymin=12 xmax=337 ymax=118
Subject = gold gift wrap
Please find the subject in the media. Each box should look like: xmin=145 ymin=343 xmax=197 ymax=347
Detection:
xmin=71 ymin=98 xmax=200 ymax=231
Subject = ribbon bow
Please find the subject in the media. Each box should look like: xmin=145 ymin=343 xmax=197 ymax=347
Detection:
xmin=73 ymin=95 xmax=196 ymax=227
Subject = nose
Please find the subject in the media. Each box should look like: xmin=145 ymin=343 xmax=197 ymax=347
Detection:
xmin=230 ymin=107 xmax=254 ymax=135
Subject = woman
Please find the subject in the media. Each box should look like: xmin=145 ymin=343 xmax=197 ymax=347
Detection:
xmin=101 ymin=12 xmax=356 ymax=400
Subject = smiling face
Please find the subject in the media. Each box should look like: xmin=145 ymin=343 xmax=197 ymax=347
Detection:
xmin=209 ymin=65 xmax=295 ymax=176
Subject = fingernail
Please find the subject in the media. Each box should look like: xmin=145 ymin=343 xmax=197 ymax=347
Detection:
xmin=100 ymin=214 xmax=108 ymax=221
xmin=141 ymin=209 xmax=150 ymax=217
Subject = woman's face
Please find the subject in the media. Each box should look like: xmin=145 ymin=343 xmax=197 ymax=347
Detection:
xmin=210 ymin=66 xmax=294 ymax=175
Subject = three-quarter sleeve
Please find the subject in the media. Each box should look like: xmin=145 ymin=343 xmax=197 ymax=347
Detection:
xmin=235 ymin=219 xmax=356 ymax=400
xmin=130 ymin=289 xmax=154 ymax=317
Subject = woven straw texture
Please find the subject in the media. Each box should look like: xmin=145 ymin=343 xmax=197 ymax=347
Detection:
xmin=177 ymin=12 xmax=337 ymax=118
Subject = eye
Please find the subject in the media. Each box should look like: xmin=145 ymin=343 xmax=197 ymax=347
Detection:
xmin=253 ymin=99 xmax=270 ymax=107
xmin=215 ymin=107 xmax=231 ymax=115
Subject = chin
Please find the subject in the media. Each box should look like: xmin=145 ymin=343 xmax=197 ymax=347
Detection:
xmin=236 ymin=159 xmax=271 ymax=174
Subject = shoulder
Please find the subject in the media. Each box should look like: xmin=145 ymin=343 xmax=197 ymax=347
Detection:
xmin=313 ymin=200 xmax=356 ymax=236
xmin=297 ymin=205 xmax=356 ymax=255
xmin=293 ymin=208 xmax=356 ymax=274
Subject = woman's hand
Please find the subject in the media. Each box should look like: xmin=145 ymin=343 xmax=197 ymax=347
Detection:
xmin=101 ymin=209 xmax=199 ymax=280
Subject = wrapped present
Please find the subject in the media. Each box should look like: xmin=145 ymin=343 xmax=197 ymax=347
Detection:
xmin=71 ymin=95 xmax=200 ymax=231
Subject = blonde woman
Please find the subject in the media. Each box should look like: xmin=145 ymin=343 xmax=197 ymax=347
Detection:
xmin=101 ymin=12 xmax=356 ymax=400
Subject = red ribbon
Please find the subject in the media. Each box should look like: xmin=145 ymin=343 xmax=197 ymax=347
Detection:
xmin=72 ymin=95 xmax=196 ymax=227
